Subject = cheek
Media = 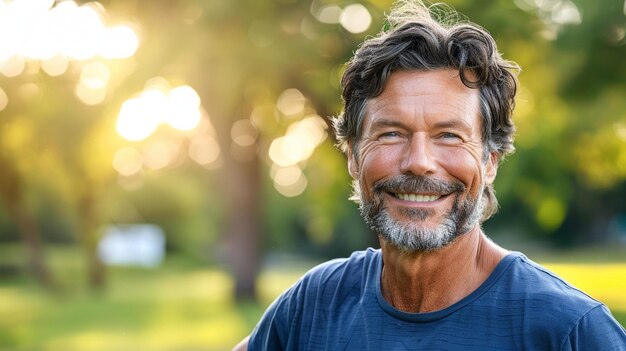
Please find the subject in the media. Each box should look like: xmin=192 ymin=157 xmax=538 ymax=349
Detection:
xmin=436 ymin=148 xmax=484 ymax=190
xmin=359 ymin=146 xmax=403 ymax=185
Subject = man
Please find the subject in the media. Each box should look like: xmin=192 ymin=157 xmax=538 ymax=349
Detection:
xmin=234 ymin=0 xmax=626 ymax=349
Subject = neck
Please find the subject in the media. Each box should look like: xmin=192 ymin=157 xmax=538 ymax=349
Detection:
xmin=379 ymin=226 xmax=507 ymax=313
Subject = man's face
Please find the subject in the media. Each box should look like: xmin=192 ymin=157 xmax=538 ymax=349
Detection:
xmin=348 ymin=69 xmax=497 ymax=252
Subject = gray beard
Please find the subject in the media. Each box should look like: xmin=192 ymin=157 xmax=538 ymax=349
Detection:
xmin=357 ymin=175 xmax=485 ymax=253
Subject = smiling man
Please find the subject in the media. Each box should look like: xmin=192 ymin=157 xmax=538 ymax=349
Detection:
xmin=234 ymin=1 xmax=626 ymax=350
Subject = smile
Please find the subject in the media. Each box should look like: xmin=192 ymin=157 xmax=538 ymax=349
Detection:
xmin=394 ymin=193 xmax=441 ymax=202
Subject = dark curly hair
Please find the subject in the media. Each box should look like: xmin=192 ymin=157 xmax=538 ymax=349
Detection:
xmin=334 ymin=0 xmax=520 ymax=222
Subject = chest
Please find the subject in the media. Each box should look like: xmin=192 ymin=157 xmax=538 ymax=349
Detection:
xmin=288 ymin=301 xmax=562 ymax=350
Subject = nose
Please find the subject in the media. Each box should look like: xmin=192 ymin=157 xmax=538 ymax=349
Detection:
xmin=400 ymin=134 xmax=437 ymax=176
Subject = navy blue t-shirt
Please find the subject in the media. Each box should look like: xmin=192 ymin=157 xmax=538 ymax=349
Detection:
xmin=248 ymin=249 xmax=626 ymax=350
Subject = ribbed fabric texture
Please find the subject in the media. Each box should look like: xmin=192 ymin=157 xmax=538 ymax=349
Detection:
xmin=249 ymin=248 xmax=626 ymax=350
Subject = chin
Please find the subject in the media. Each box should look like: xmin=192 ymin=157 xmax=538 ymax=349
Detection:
xmin=375 ymin=211 xmax=463 ymax=253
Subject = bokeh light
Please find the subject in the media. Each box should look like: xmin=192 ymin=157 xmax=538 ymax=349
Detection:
xmin=231 ymin=119 xmax=258 ymax=147
xmin=75 ymin=61 xmax=110 ymax=105
xmin=40 ymin=54 xmax=69 ymax=76
xmin=339 ymin=4 xmax=372 ymax=34
xmin=100 ymin=25 xmax=140 ymax=59
xmin=113 ymin=146 xmax=143 ymax=176
xmin=142 ymin=140 xmax=181 ymax=170
xmin=0 ymin=55 xmax=26 ymax=77
xmin=268 ymin=113 xmax=328 ymax=196
xmin=0 ymin=0 xmax=138 ymax=64
xmin=269 ymin=135 xmax=304 ymax=167
xmin=116 ymin=97 xmax=161 ymax=142
xmin=164 ymin=86 xmax=202 ymax=131
xmin=276 ymin=88 xmax=306 ymax=117
xmin=189 ymin=135 xmax=221 ymax=168
xmin=616 ymin=123 xmax=626 ymax=142
xmin=315 ymin=5 xmax=342 ymax=24
xmin=116 ymin=82 xmax=203 ymax=141
xmin=271 ymin=164 xmax=308 ymax=197
xmin=514 ymin=0 xmax=582 ymax=39
xmin=268 ymin=114 xmax=328 ymax=168
xmin=0 ymin=87 xmax=7 ymax=111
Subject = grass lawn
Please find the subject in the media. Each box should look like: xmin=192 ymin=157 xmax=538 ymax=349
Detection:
xmin=0 ymin=245 xmax=624 ymax=350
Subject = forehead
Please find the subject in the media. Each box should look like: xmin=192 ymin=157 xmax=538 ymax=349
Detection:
xmin=364 ymin=69 xmax=481 ymax=129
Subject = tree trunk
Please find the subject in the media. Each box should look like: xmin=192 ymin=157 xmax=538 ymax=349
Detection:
xmin=78 ymin=193 xmax=106 ymax=290
xmin=15 ymin=206 xmax=55 ymax=288
xmin=0 ymin=157 xmax=55 ymax=288
xmin=222 ymin=150 xmax=263 ymax=301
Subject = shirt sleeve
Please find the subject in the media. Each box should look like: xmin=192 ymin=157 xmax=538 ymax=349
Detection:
xmin=561 ymin=304 xmax=626 ymax=351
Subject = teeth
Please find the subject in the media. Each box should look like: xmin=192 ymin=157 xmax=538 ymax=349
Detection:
xmin=396 ymin=193 xmax=441 ymax=202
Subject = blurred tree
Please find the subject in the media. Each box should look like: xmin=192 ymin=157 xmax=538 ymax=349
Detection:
xmin=0 ymin=135 xmax=53 ymax=288
xmin=467 ymin=0 xmax=626 ymax=245
xmin=1 ymin=0 xmax=625 ymax=301
xmin=103 ymin=0 xmax=391 ymax=299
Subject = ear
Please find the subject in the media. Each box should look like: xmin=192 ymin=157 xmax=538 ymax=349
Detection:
xmin=484 ymin=151 xmax=498 ymax=185
xmin=347 ymin=146 xmax=359 ymax=180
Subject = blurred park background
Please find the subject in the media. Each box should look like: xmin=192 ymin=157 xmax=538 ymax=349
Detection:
xmin=0 ymin=0 xmax=625 ymax=349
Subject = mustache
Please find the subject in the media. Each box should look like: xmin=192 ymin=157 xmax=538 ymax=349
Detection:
xmin=372 ymin=174 xmax=464 ymax=195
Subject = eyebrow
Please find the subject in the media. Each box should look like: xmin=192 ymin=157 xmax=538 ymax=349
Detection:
xmin=431 ymin=120 xmax=473 ymax=133
xmin=367 ymin=118 xmax=474 ymax=133
xmin=367 ymin=118 xmax=408 ymax=131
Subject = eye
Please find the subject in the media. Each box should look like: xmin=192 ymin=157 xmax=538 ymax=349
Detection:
xmin=440 ymin=132 xmax=461 ymax=140
xmin=380 ymin=131 xmax=400 ymax=138
xmin=377 ymin=131 xmax=403 ymax=141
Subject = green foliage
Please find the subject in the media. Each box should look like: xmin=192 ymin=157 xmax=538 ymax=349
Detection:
xmin=0 ymin=0 xmax=625 ymax=287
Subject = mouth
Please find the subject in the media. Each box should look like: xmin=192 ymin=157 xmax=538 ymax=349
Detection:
xmin=393 ymin=193 xmax=443 ymax=203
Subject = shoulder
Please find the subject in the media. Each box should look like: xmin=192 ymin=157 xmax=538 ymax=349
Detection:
xmin=285 ymin=248 xmax=380 ymax=305
xmin=494 ymin=253 xmax=626 ymax=348
xmin=502 ymin=253 xmax=602 ymax=311
xmin=273 ymin=247 xmax=379 ymax=310
xmin=564 ymin=304 xmax=626 ymax=350
xmin=300 ymin=248 xmax=379 ymax=288
xmin=247 ymin=248 xmax=381 ymax=350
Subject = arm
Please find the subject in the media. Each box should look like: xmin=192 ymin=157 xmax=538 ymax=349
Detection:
xmin=232 ymin=335 xmax=249 ymax=351
xmin=562 ymin=304 xmax=626 ymax=351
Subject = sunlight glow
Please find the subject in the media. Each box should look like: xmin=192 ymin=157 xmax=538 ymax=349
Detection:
xmin=41 ymin=54 xmax=69 ymax=76
xmin=116 ymin=83 xmax=203 ymax=141
xmin=0 ymin=0 xmax=139 ymax=76
xmin=165 ymin=86 xmax=202 ymax=131
xmin=100 ymin=25 xmax=139 ymax=59
xmin=116 ymin=97 xmax=161 ymax=141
